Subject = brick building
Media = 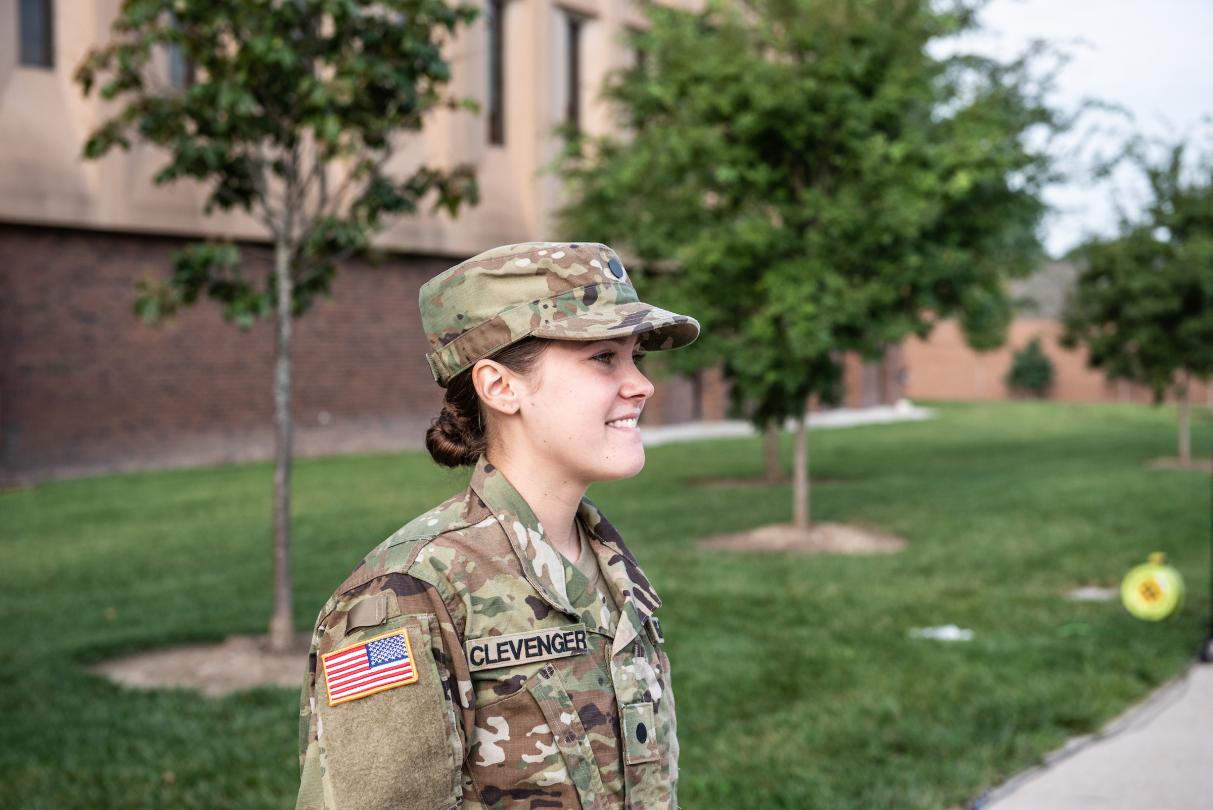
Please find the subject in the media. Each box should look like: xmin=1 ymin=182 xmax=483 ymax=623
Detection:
xmin=0 ymin=0 xmax=905 ymax=483
xmin=902 ymin=262 xmax=1213 ymax=405
xmin=8 ymin=2 xmax=1189 ymax=485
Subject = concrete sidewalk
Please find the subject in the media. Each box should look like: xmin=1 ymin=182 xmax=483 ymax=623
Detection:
xmin=977 ymin=662 xmax=1213 ymax=809
xmin=639 ymin=402 xmax=934 ymax=446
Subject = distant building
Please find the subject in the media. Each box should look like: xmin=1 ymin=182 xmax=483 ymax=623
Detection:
xmin=0 ymin=0 xmax=904 ymax=482
xmin=901 ymin=261 xmax=1213 ymax=404
xmin=12 ymin=3 xmax=1188 ymax=484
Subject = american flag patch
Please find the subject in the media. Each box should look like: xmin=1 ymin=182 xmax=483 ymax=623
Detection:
xmin=322 ymin=628 xmax=418 ymax=706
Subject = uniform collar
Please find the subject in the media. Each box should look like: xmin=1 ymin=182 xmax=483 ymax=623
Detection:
xmin=469 ymin=454 xmax=662 ymax=652
xmin=576 ymin=498 xmax=662 ymax=615
xmin=470 ymin=454 xmax=575 ymax=614
xmin=577 ymin=497 xmax=664 ymax=656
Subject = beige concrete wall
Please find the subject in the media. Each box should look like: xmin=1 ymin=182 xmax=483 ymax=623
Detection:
xmin=0 ymin=0 xmax=660 ymax=254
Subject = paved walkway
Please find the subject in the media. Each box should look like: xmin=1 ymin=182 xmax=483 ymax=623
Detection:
xmin=639 ymin=402 xmax=934 ymax=446
xmin=977 ymin=661 xmax=1213 ymax=809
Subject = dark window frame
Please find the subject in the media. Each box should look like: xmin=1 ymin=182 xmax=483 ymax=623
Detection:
xmin=167 ymin=43 xmax=196 ymax=89
xmin=564 ymin=12 xmax=584 ymax=131
xmin=487 ymin=0 xmax=506 ymax=145
xmin=166 ymin=11 xmax=196 ymax=90
xmin=18 ymin=0 xmax=55 ymax=69
xmin=627 ymin=25 xmax=649 ymax=75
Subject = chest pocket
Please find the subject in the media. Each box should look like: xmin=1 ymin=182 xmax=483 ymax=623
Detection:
xmin=467 ymin=626 xmax=618 ymax=810
xmin=468 ymin=660 xmax=608 ymax=810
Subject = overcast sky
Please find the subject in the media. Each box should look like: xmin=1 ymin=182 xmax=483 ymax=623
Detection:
xmin=956 ymin=0 xmax=1213 ymax=256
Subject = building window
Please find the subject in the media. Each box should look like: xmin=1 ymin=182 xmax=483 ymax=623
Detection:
xmin=634 ymin=45 xmax=648 ymax=75
xmin=564 ymin=13 xmax=583 ymax=130
xmin=19 ymin=0 xmax=55 ymax=69
xmin=627 ymin=26 xmax=648 ymax=74
xmin=168 ymin=44 xmax=195 ymax=89
xmin=487 ymin=0 xmax=505 ymax=145
xmin=167 ymin=12 xmax=195 ymax=89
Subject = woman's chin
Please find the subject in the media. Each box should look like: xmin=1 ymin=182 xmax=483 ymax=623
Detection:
xmin=594 ymin=449 xmax=646 ymax=482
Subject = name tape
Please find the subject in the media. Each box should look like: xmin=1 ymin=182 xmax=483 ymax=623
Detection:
xmin=467 ymin=623 xmax=589 ymax=672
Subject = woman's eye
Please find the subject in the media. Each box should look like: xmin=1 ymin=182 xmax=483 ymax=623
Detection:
xmin=592 ymin=350 xmax=646 ymax=364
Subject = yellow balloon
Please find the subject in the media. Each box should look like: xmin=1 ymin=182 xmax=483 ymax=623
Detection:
xmin=1121 ymin=552 xmax=1184 ymax=621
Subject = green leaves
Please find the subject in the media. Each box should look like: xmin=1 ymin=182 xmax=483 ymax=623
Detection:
xmin=560 ymin=0 xmax=1058 ymax=425
xmin=1063 ymin=146 xmax=1213 ymax=401
xmin=959 ymin=285 xmax=1014 ymax=353
xmin=1006 ymin=336 xmax=1054 ymax=397
xmin=79 ymin=0 xmax=481 ymax=325
xmin=135 ymin=241 xmax=270 ymax=329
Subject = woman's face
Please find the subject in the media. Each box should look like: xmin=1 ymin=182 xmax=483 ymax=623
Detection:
xmin=511 ymin=334 xmax=655 ymax=484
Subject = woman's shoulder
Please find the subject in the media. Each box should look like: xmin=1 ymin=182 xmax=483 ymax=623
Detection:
xmin=315 ymin=483 xmax=500 ymax=617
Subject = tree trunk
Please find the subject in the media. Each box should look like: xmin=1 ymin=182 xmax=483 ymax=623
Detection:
xmin=268 ymin=236 xmax=295 ymax=653
xmin=763 ymin=420 xmax=781 ymax=483
xmin=792 ymin=405 xmax=810 ymax=530
xmin=1177 ymin=374 xmax=1191 ymax=465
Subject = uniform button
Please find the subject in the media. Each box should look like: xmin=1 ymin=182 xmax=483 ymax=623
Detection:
xmin=636 ymin=722 xmax=648 ymax=744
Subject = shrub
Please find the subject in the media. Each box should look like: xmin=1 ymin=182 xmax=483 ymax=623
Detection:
xmin=1007 ymin=337 xmax=1054 ymax=398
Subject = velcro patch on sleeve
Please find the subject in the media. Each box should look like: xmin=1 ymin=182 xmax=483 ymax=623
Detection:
xmin=322 ymin=628 xmax=419 ymax=706
xmin=466 ymin=623 xmax=588 ymax=672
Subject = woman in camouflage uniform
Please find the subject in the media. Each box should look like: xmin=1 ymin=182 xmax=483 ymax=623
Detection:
xmin=296 ymin=242 xmax=699 ymax=810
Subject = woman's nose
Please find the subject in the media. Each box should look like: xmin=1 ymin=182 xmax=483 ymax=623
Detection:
xmin=623 ymin=360 xmax=655 ymax=401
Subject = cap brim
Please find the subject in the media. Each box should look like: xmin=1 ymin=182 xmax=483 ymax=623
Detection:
xmin=530 ymin=300 xmax=700 ymax=351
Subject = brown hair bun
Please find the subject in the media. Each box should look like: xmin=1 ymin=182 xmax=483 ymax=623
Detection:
xmin=424 ymin=337 xmax=550 ymax=468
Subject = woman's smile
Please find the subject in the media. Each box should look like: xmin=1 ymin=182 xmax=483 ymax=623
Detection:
xmin=605 ymin=413 xmax=641 ymax=431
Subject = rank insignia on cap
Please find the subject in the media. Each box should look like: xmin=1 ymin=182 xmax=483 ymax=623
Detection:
xmin=607 ymin=256 xmax=627 ymax=280
xmin=322 ymin=628 xmax=418 ymax=706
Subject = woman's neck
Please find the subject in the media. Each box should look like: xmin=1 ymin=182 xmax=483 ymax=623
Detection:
xmin=486 ymin=449 xmax=585 ymax=562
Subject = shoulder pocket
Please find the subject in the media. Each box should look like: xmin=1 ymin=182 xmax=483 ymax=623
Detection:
xmin=316 ymin=613 xmax=462 ymax=810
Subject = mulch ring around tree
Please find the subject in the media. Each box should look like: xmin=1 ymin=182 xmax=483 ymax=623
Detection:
xmin=699 ymin=522 xmax=907 ymax=554
xmin=90 ymin=633 xmax=311 ymax=697
xmin=1147 ymin=457 xmax=1213 ymax=474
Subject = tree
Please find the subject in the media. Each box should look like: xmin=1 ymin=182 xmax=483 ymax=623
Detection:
xmin=1062 ymin=141 xmax=1213 ymax=464
xmin=77 ymin=0 xmax=480 ymax=651
xmin=559 ymin=0 xmax=1059 ymax=529
xmin=1006 ymin=336 xmax=1054 ymax=398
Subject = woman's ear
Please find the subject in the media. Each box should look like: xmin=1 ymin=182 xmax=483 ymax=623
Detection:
xmin=471 ymin=359 xmax=520 ymax=416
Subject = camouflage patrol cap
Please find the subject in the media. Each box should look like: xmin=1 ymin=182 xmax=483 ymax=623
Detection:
xmin=419 ymin=242 xmax=700 ymax=386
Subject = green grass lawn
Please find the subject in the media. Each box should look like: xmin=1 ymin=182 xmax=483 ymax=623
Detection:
xmin=2 ymin=401 xmax=1210 ymax=809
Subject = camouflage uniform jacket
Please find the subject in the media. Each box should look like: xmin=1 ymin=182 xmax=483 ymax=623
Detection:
xmin=296 ymin=455 xmax=679 ymax=810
